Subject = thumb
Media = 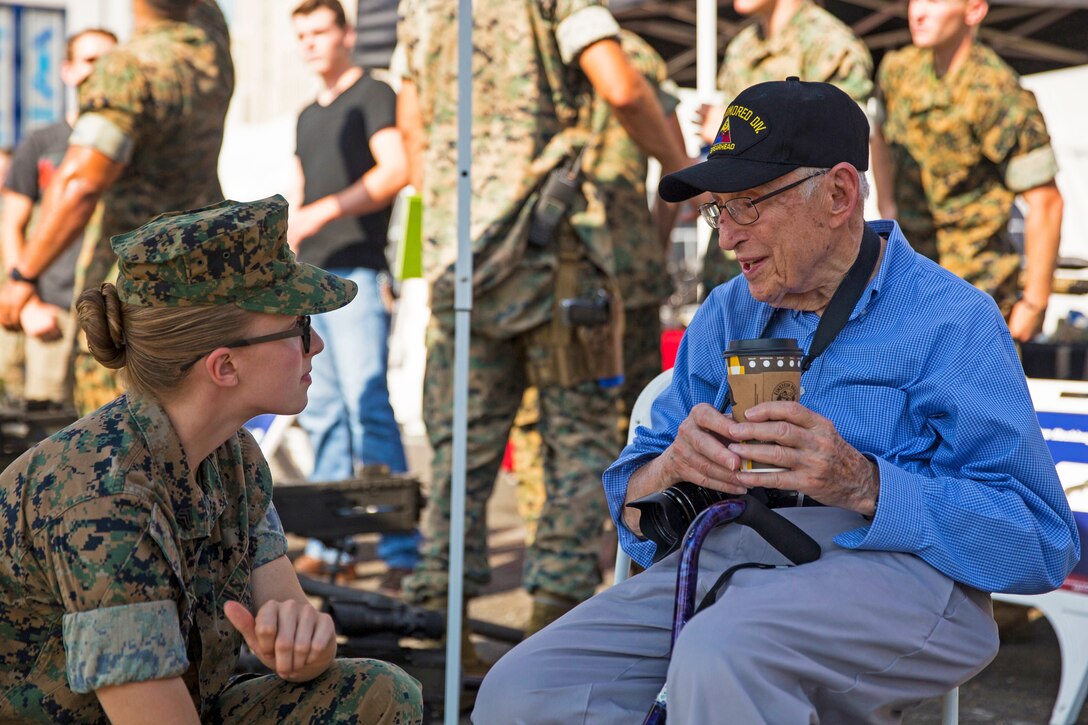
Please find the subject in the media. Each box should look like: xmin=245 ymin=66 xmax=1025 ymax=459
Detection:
xmin=224 ymin=600 xmax=257 ymax=645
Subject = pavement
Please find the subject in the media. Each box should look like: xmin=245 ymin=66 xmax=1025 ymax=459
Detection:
xmin=297 ymin=435 xmax=1087 ymax=724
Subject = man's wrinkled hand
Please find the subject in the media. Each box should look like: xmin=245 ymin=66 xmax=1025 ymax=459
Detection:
xmin=0 ymin=281 xmax=36 ymax=331
xmin=657 ymin=403 xmax=747 ymax=495
xmin=725 ymin=401 xmax=879 ymax=516
xmin=224 ymin=599 xmax=336 ymax=681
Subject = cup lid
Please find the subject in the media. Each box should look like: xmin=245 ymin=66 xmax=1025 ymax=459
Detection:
xmin=722 ymin=338 xmax=804 ymax=358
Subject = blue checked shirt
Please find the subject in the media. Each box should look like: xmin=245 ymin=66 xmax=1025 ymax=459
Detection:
xmin=605 ymin=220 xmax=1080 ymax=594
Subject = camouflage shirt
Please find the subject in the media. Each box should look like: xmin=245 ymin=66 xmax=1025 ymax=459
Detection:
xmin=877 ymin=42 xmax=1058 ymax=304
xmin=397 ymin=0 xmax=621 ymax=330
xmin=716 ymin=1 xmax=872 ymax=104
xmin=584 ymin=30 xmax=675 ymax=310
xmin=71 ymin=0 xmax=233 ymax=294
xmin=0 ymin=394 xmax=287 ymax=722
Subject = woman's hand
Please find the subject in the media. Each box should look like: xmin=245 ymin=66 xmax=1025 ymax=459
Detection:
xmin=224 ymin=598 xmax=336 ymax=682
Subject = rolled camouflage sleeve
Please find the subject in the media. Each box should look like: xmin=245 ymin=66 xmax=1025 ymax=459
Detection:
xmin=253 ymin=502 xmax=288 ymax=568
xmin=62 ymin=600 xmax=188 ymax=693
xmin=991 ymin=88 xmax=1059 ymax=192
xmin=43 ymin=496 xmax=188 ymax=692
xmin=554 ymin=1 xmax=620 ymax=65
xmin=75 ymin=48 xmax=144 ymax=160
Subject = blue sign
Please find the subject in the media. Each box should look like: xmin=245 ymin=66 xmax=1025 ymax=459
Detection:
xmin=0 ymin=7 xmax=14 ymax=149
xmin=1037 ymin=411 xmax=1088 ymax=465
xmin=0 ymin=5 xmax=65 ymax=148
xmin=19 ymin=8 xmax=65 ymax=136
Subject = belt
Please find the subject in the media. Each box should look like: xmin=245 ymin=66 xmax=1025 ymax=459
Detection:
xmin=762 ymin=488 xmax=825 ymax=509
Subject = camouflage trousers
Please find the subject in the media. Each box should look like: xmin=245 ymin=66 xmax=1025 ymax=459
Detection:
xmin=509 ymin=305 xmax=663 ymax=540
xmin=209 ymin=658 xmax=422 ymax=724
xmin=402 ymin=311 xmax=623 ymax=605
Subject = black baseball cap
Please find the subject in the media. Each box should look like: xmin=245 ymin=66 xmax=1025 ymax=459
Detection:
xmin=659 ymin=77 xmax=869 ymax=202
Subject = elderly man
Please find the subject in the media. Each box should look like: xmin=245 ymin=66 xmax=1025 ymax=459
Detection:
xmin=474 ymin=78 xmax=1079 ymax=724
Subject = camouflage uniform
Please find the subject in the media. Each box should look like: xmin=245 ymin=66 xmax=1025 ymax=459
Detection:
xmin=397 ymin=0 xmax=626 ymax=605
xmin=1 ymin=196 xmax=421 ymax=723
xmin=509 ymin=31 xmax=673 ymax=536
xmin=587 ymin=30 xmax=671 ymax=413
xmin=68 ymin=0 xmax=234 ymax=413
xmin=703 ymin=0 xmax=873 ymax=290
xmin=876 ymin=42 xmax=1059 ymax=316
xmin=0 ymin=396 xmax=421 ymax=724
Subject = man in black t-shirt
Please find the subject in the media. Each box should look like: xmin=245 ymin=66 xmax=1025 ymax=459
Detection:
xmin=0 ymin=28 xmax=117 ymax=403
xmin=289 ymin=0 xmax=418 ymax=585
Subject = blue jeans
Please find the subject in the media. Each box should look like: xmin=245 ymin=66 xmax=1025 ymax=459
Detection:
xmin=299 ymin=267 xmax=420 ymax=569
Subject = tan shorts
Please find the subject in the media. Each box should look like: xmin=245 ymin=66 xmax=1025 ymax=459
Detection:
xmin=23 ymin=307 xmax=74 ymax=404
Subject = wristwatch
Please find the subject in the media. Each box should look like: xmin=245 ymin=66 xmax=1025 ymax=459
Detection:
xmin=8 ymin=267 xmax=38 ymax=286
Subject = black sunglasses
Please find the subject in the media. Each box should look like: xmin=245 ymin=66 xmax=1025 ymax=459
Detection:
xmin=181 ymin=316 xmax=311 ymax=372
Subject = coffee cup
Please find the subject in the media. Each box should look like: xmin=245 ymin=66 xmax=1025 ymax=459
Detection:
xmin=723 ymin=338 xmax=804 ymax=472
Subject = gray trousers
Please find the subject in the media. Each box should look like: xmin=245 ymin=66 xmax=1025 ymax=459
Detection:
xmin=473 ymin=507 xmax=999 ymax=724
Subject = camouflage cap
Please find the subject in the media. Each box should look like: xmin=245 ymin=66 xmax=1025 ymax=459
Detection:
xmin=111 ymin=195 xmax=357 ymax=314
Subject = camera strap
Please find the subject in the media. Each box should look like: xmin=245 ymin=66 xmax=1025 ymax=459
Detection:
xmin=799 ymin=223 xmax=882 ymax=371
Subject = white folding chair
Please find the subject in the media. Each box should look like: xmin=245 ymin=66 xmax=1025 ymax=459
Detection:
xmin=610 ymin=367 xmax=959 ymax=722
xmin=987 ymin=378 xmax=1088 ymax=725
xmin=613 ymin=368 xmax=674 ymax=586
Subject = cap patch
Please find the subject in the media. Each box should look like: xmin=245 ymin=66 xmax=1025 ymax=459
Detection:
xmin=711 ymin=118 xmax=733 ymax=152
xmin=711 ymin=103 xmax=769 ymax=156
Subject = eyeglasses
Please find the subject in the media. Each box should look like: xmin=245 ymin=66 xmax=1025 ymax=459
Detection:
xmin=181 ymin=316 xmax=312 ymax=372
xmin=698 ymin=170 xmax=829 ymax=228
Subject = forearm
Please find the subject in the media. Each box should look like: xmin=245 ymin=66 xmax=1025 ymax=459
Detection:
xmin=581 ymin=40 xmax=688 ymax=176
xmin=0 ymin=194 xmax=31 ymax=273
xmin=328 ymin=166 xmax=404 ymax=220
xmin=97 ymin=676 xmax=200 ymax=725
xmin=848 ymin=458 xmax=1076 ymax=593
xmin=339 ymin=165 xmax=404 ymax=215
xmin=610 ymin=87 xmax=689 ymax=176
xmin=621 ymin=454 xmax=677 ymax=536
xmin=869 ymin=130 xmax=897 ymax=219
xmin=652 ymin=113 xmax=686 ymax=248
xmin=19 ymin=175 xmax=103 ymax=278
xmin=397 ymin=80 xmax=425 ymax=192
xmin=1 ymin=229 xmax=25 ymax=273
xmin=1020 ymin=188 xmax=1063 ymax=310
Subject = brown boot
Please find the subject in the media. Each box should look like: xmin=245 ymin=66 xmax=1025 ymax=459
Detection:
xmin=524 ymin=592 xmax=579 ymax=637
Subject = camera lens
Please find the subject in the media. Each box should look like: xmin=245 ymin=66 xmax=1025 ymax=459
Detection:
xmin=627 ymin=482 xmax=731 ymax=561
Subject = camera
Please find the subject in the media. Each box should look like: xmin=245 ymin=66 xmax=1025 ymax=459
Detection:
xmin=626 ymin=482 xmax=735 ymax=561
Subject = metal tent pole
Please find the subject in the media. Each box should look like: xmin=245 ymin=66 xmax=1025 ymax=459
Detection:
xmin=695 ymin=0 xmax=718 ymax=268
xmin=444 ymin=0 xmax=473 ymax=720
